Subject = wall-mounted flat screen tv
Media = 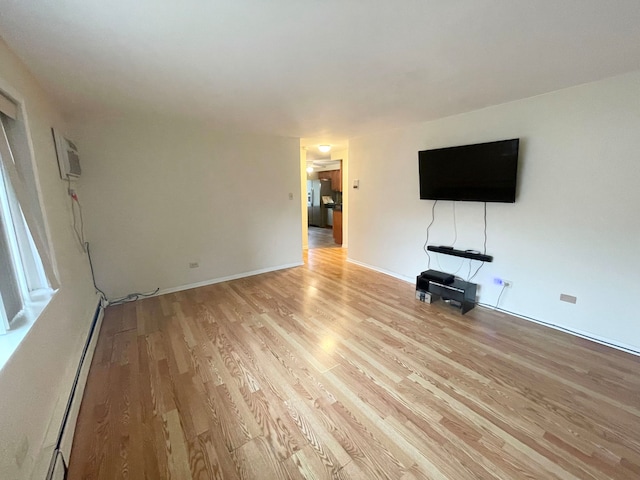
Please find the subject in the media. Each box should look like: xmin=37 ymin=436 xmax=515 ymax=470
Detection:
xmin=419 ymin=138 xmax=519 ymax=203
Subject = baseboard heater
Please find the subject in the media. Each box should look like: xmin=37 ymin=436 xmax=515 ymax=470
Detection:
xmin=45 ymin=301 xmax=104 ymax=480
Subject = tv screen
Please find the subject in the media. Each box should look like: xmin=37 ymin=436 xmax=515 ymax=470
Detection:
xmin=419 ymin=139 xmax=519 ymax=203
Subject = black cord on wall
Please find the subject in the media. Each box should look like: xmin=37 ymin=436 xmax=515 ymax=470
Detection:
xmin=422 ymin=200 xmax=438 ymax=269
xmin=86 ymin=242 xmax=107 ymax=301
xmin=495 ymin=284 xmax=507 ymax=309
xmin=108 ymin=288 xmax=160 ymax=306
xmin=71 ymin=187 xmax=157 ymax=305
xmin=468 ymin=202 xmax=487 ymax=281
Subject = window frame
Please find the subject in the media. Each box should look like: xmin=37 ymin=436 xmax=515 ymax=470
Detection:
xmin=0 ymin=162 xmax=26 ymax=332
xmin=0 ymin=83 xmax=57 ymax=364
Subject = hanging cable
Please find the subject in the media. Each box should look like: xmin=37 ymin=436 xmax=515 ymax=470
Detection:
xmin=86 ymin=242 xmax=107 ymax=301
xmin=68 ymin=182 xmax=106 ymax=301
xmin=75 ymin=196 xmax=86 ymax=250
xmin=468 ymin=202 xmax=487 ymax=281
xmin=452 ymin=258 xmax=466 ymax=276
xmin=86 ymin=240 xmax=157 ymax=305
xmin=450 ymin=201 xmax=457 ymax=247
xmin=422 ymin=200 xmax=438 ymax=269
xmin=494 ymin=284 xmax=507 ymax=309
xmin=66 ymin=180 xmax=158 ymax=305
xmin=439 ymin=252 xmax=465 ymax=276
xmin=482 ymin=201 xmax=487 ymax=254
xmin=109 ymin=288 xmax=160 ymax=306
xmin=448 ymin=202 xmax=463 ymax=275
xmin=67 ymin=176 xmax=87 ymax=252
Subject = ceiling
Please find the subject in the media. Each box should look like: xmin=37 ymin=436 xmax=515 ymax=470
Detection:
xmin=1 ymin=1 xmax=639 ymax=147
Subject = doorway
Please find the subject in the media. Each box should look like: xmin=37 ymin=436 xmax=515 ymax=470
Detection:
xmin=307 ymin=226 xmax=337 ymax=249
xmin=300 ymin=142 xmax=348 ymax=251
xmin=306 ymin=160 xmax=342 ymax=249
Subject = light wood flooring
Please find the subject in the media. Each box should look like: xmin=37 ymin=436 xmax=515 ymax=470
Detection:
xmin=68 ymin=248 xmax=640 ymax=479
xmin=308 ymin=226 xmax=338 ymax=249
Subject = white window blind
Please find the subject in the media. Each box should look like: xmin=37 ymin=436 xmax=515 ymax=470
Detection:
xmin=0 ymin=90 xmax=57 ymax=334
xmin=0 ymin=92 xmax=17 ymax=120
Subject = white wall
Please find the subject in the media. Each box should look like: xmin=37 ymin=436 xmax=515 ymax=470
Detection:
xmin=72 ymin=115 xmax=302 ymax=299
xmin=0 ymin=39 xmax=98 ymax=479
xmin=349 ymin=71 xmax=640 ymax=352
xmin=331 ymin=147 xmax=349 ymax=247
xmin=300 ymin=147 xmax=309 ymax=249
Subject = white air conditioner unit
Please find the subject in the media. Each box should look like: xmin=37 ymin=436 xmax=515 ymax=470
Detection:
xmin=52 ymin=128 xmax=81 ymax=179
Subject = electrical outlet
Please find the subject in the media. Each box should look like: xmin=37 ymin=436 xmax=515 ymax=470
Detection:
xmin=560 ymin=293 xmax=577 ymax=304
xmin=189 ymin=262 xmax=199 ymax=269
xmin=493 ymin=278 xmax=513 ymax=287
xmin=503 ymin=280 xmax=513 ymax=288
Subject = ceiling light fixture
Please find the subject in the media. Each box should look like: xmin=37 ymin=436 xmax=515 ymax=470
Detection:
xmin=318 ymin=145 xmax=331 ymax=153
xmin=306 ymin=166 xmax=314 ymax=173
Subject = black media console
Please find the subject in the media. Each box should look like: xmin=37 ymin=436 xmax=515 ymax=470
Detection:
xmin=416 ymin=271 xmax=477 ymax=314
xmin=417 ymin=246 xmax=492 ymax=314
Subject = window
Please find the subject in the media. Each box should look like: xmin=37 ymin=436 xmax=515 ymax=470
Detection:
xmin=0 ymin=89 xmax=57 ymax=365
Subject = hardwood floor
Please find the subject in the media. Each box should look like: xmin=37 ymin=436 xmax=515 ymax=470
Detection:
xmin=68 ymin=248 xmax=640 ymax=479
xmin=308 ymin=226 xmax=338 ymax=249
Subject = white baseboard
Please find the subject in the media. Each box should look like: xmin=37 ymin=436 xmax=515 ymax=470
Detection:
xmin=156 ymin=262 xmax=304 ymax=297
xmin=477 ymin=303 xmax=640 ymax=357
xmin=346 ymin=257 xmax=414 ymax=283
xmin=349 ymin=259 xmax=639 ymax=357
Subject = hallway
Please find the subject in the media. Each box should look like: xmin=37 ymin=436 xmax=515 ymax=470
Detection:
xmin=307 ymin=226 xmax=339 ymax=249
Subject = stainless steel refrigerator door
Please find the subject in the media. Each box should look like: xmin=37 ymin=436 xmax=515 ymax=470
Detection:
xmin=309 ymin=180 xmax=321 ymax=226
xmin=307 ymin=179 xmax=332 ymax=227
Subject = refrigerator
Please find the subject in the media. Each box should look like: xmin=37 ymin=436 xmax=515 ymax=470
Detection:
xmin=307 ymin=179 xmax=333 ymax=228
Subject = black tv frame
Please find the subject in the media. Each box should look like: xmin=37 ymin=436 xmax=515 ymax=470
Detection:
xmin=419 ymin=138 xmax=519 ymax=203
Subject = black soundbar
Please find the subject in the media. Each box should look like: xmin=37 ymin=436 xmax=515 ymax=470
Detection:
xmin=427 ymin=245 xmax=493 ymax=262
